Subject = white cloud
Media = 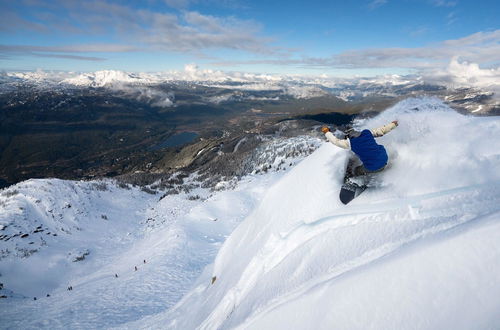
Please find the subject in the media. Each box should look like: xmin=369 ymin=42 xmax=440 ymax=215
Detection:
xmin=446 ymin=11 xmax=457 ymax=25
xmin=184 ymin=11 xmax=232 ymax=33
xmin=163 ymin=0 xmax=242 ymax=10
xmin=2 ymin=0 xmax=278 ymax=58
xmin=212 ymin=29 xmax=500 ymax=73
xmin=443 ymin=30 xmax=500 ymax=47
xmin=430 ymin=0 xmax=457 ymax=7
xmin=368 ymin=0 xmax=387 ymax=10
xmin=424 ymin=57 xmax=500 ymax=93
xmin=0 ymin=44 xmax=137 ymax=62
xmin=0 ymin=44 xmax=136 ymax=53
xmin=447 ymin=58 xmax=500 ymax=87
xmin=141 ymin=89 xmax=175 ymax=107
xmin=409 ymin=26 xmax=430 ymax=37
xmin=333 ymin=30 xmax=500 ymax=69
xmin=141 ymin=10 xmax=275 ymax=54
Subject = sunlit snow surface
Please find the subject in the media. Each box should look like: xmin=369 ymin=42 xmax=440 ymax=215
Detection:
xmin=1 ymin=97 xmax=500 ymax=329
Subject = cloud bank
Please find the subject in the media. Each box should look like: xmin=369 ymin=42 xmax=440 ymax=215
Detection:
xmin=424 ymin=57 xmax=500 ymax=94
xmin=214 ymin=30 xmax=500 ymax=71
xmin=0 ymin=0 xmax=278 ymax=61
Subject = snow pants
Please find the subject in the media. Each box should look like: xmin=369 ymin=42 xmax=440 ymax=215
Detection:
xmin=345 ymin=156 xmax=386 ymax=180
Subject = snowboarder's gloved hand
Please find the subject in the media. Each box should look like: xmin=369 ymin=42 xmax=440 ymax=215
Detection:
xmin=321 ymin=126 xmax=330 ymax=134
xmin=392 ymin=120 xmax=399 ymax=126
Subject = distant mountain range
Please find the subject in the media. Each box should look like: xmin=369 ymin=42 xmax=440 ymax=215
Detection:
xmin=2 ymin=69 xmax=498 ymax=111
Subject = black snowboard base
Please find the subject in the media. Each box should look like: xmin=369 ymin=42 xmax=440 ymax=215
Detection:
xmin=339 ymin=181 xmax=367 ymax=204
xmin=340 ymin=157 xmax=386 ymax=204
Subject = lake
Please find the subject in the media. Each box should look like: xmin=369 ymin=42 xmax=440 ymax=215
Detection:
xmin=152 ymin=131 xmax=199 ymax=150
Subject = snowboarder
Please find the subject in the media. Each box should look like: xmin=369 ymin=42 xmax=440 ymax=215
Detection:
xmin=322 ymin=120 xmax=398 ymax=203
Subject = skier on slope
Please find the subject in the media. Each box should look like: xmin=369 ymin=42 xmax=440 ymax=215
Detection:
xmin=321 ymin=120 xmax=399 ymax=178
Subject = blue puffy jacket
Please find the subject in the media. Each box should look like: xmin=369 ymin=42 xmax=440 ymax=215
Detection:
xmin=349 ymin=129 xmax=388 ymax=171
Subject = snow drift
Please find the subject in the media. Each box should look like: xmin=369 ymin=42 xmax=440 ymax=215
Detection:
xmin=149 ymin=97 xmax=500 ymax=329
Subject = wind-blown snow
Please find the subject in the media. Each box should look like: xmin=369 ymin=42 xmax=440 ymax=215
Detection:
xmin=138 ymin=97 xmax=500 ymax=329
xmin=1 ymin=97 xmax=499 ymax=329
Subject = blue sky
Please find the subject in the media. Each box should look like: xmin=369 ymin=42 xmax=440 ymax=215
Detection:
xmin=0 ymin=0 xmax=499 ymax=76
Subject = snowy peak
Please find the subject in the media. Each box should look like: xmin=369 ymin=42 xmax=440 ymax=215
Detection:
xmin=3 ymin=71 xmax=73 ymax=84
xmin=61 ymin=70 xmax=151 ymax=87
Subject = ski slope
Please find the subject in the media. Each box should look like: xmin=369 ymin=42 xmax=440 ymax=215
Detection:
xmin=1 ymin=97 xmax=499 ymax=329
xmin=137 ymin=97 xmax=500 ymax=329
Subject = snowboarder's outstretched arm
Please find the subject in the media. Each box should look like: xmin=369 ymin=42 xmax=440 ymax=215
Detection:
xmin=370 ymin=120 xmax=398 ymax=137
xmin=322 ymin=127 xmax=350 ymax=149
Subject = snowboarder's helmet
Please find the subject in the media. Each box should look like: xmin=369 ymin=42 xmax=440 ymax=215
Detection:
xmin=345 ymin=127 xmax=361 ymax=139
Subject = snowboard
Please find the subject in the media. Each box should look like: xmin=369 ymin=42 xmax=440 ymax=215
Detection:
xmin=340 ymin=157 xmax=369 ymax=204
xmin=339 ymin=179 xmax=367 ymax=204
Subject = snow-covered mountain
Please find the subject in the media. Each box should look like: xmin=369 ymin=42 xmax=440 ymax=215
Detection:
xmin=1 ymin=97 xmax=500 ymax=329
xmin=61 ymin=70 xmax=154 ymax=87
xmin=2 ymin=62 xmax=500 ymax=112
xmin=0 ymin=68 xmax=424 ymax=93
xmin=1 ymin=68 xmax=334 ymax=100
